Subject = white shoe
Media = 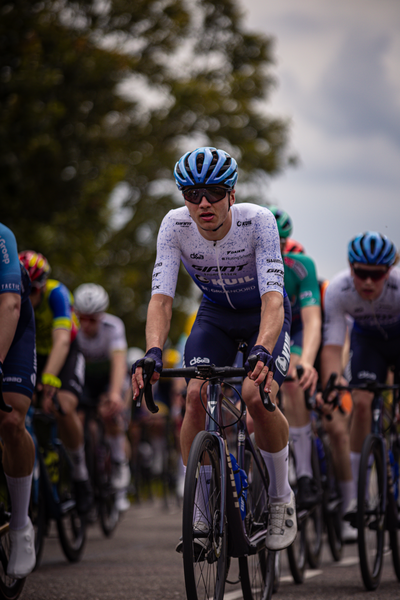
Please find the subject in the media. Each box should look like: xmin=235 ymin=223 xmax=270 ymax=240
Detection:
xmin=7 ymin=518 xmax=36 ymax=579
xmin=265 ymin=490 xmax=297 ymax=551
xmin=115 ymin=490 xmax=130 ymax=512
xmin=342 ymin=519 xmax=357 ymax=543
xmin=111 ymin=461 xmax=131 ymax=490
xmin=343 ymin=498 xmax=358 ymax=522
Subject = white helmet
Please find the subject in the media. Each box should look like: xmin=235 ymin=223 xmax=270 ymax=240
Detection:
xmin=74 ymin=283 xmax=109 ymax=314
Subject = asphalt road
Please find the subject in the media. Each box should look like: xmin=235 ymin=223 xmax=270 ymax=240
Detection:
xmin=21 ymin=498 xmax=400 ymax=600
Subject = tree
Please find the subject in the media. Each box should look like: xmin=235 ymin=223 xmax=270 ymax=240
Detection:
xmin=0 ymin=0 xmax=295 ymax=348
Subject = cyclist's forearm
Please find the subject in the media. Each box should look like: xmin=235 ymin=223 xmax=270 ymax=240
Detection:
xmin=43 ymin=328 xmax=71 ymax=377
xmin=109 ymin=349 xmax=127 ymax=396
xmin=145 ymin=294 xmax=173 ymax=351
xmin=0 ymin=293 xmax=20 ymax=363
xmin=320 ymin=344 xmax=343 ymax=387
xmin=255 ymin=291 xmax=284 ymax=352
xmin=300 ymin=305 xmax=321 ymax=366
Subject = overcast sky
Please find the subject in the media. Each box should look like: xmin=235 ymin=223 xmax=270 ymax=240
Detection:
xmin=240 ymin=0 xmax=400 ymax=280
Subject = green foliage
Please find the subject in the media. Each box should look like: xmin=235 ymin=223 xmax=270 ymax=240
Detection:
xmin=0 ymin=0 xmax=295 ymax=349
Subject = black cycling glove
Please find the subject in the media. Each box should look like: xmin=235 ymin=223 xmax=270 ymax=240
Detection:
xmin=245 ymin=345 xmax=275 ymax=374
xmin=131 ymin=347 xmax=163 ymax=376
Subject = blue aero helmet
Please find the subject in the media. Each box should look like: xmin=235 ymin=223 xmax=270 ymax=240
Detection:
xmin=348 ymin=231 xmax=397 ymax=266
xmin=174 ymin=147 xmax=238 ymax=190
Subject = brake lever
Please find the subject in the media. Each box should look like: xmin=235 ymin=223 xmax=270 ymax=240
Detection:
xmin=247 ymin=354 xmax=276 ymax=413
xmin=136 ymin=358 xmax=159 ymax=415
xmin=296 ymin=365 xmax=314 ymax=411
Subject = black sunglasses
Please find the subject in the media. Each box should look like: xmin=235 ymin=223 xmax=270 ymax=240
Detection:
xmin=353 ymin=267 xmax=388 ymax=281
xmin=182 ymin=186 xmax=229 ymax=204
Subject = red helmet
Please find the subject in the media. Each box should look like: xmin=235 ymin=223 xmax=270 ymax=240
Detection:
xmin=19 ymin=251 xmax=51 ymax=287
xmin=285 ymin=238 xmax=305 ymax=254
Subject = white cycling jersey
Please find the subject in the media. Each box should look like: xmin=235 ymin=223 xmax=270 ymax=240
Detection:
xmin=77 ymin=313 xmax=127 ymax=363
xmin=323 ymin=268 xmax=400 ymax=346
xmin=151 ymin=203 xmax=284 ymax=310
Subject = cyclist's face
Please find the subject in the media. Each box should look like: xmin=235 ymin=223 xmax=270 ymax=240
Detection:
xmin=351 ymin=263 xmax=390 ymax=300
xmin=78 ymin=313 xmax=101 ymax=337
xmin=184 ymin=188 xmax=235 ymax=240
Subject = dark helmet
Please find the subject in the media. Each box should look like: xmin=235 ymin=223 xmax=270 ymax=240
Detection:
xmin=268 ymin=206 xmax=293 ymax=239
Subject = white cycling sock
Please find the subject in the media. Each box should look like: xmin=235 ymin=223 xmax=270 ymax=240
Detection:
xmin=194 ymin=465 xmax=212 ymax=524
xmin=289 ymin=423 xmax=313 ymax=479
xmin=260 ymin=444 xmax=292 ymax=504
xmin=5 ymin=473 xmax=32 ymax=530
xmin=339 ymin=479 xmax=354 ymax=515
xmin=69 ymin=445 xmax=89 ymax=481
xmin=350 ymin=452 xmax=361 ymax=495
xmin=105 ymin=434 xmax=127 ymax=463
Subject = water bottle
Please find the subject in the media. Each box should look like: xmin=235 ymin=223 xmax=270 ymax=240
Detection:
xmin=389 ymin=449 xmax=399 ymax=501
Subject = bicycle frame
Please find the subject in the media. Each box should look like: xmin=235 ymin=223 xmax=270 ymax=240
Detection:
xmin=187 ymin=375 xmax=271 ymax=558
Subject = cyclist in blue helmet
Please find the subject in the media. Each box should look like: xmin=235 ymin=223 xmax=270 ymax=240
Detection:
xmin=133 ymin=146 xmax=298 ymax=553
xmin=321 ymin=231 xmax=400 ymax=534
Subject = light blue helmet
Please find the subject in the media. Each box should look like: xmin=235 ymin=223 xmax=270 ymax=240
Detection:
xmin=174 ymin=147 xmax=238 ymax=190
xmin=348 ymin=232 xmax=397 ymax=266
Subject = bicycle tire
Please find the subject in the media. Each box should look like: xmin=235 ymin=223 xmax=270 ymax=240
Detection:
xmin=388 ymin=440 xmax=400 ymax=581
xmin=56 ymin=445 xmax=86 ymax=563
xmin=286 ymin=442 xmax=306 ymax=583
xmin=357 ymin=433 xmax=385 ymax=591
xmin=239 ymin=437 xmax=273 ymax=600
xmin=182 ymin=431 xmax=227 ymax=600
xmin=321 ymin=436 xmax=343 ymax=562
xmin=98 ymin=442 xmax=119 ymax=538
xmin=306 ymin=439 xmax=324 ymax=569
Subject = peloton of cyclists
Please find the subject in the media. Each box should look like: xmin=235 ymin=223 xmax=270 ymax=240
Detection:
xmin=74 ymin=283 xmax=131 ymax=512
xmin=132 ymin=146 xmax=297 ymax=552
xmin=269 ymin=206 xmax=322 ymax=510
xmin=19 ymin=251 xmax=93 ymax=515
xmin=0 ymin=224 xmax=36 ymax=579
xmin=320 ymin=231 xmax=400 ymax=528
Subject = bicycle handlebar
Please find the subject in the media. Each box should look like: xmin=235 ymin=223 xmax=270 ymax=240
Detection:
xmin=134 ymin=354 xmax=276 ymax=415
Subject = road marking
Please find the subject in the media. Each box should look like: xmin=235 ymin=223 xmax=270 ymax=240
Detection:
xmin=279 ymin=569 xmax=323 ymax=583
xmin=333 ymin=556 xmax=359 ymax=567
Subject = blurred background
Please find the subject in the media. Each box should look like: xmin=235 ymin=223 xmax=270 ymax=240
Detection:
xmin=2 ymin=0 xmax=399 ymax=349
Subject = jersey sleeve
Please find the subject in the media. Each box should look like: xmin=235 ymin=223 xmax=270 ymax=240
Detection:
xmin=297 ymin=255 xmax=321 ymax=308
xmin=322 ymin=279 xmax=347 ymax=346
xmin=0 ymin=223 xmax=22 ymax=296
xmin=254 ymin=209 xmax=285 ymax=296
xmin=151 ymin=211 xmax=182 ymax=298
xmin=47 ymin=283 xmax=73 ymax=332
xmin=109 ymin=317 xmax=128 ymax=352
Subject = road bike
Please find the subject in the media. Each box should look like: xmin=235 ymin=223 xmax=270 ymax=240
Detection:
xmin=82 ymin=406 xmax=119 ymax=537
xmin=136 ymin=354 xmax=284 ymax=600
xmin=324 ymin=373 xmax=400 ymax=590
xmin=26 ymin=396 xmax=86 ymax=567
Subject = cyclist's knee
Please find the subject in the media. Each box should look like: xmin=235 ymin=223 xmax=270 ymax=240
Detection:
xmin=0 ymin=409 xmax=26 ymax=444
xmin=57 ymin=390 xmax=79 ymax=416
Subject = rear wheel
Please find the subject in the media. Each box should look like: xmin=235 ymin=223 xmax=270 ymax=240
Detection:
xmin=56 ymin=445 xmax=86 ymax=563
xmin=286 ymin=442 xmax=306 ymax=583
xmin=357 ymin=434 xmax=385 ymax=591
xmin=182 ymin=432 xmax=227 ymax=600
xmin=306 ymin=439 xmax=323 ymax=569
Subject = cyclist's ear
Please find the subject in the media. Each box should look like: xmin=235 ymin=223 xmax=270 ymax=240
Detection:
xmin=229 ymin=190 xmax=236 ymax=206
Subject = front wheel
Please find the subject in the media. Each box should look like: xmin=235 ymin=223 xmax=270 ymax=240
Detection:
xmin=357 ymin=434 xmax=385 ymax=591
xmin=239 ymin=437 xmax=272 ymax=600
xmin=182 ymin=432 xmax=227 ymax=600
